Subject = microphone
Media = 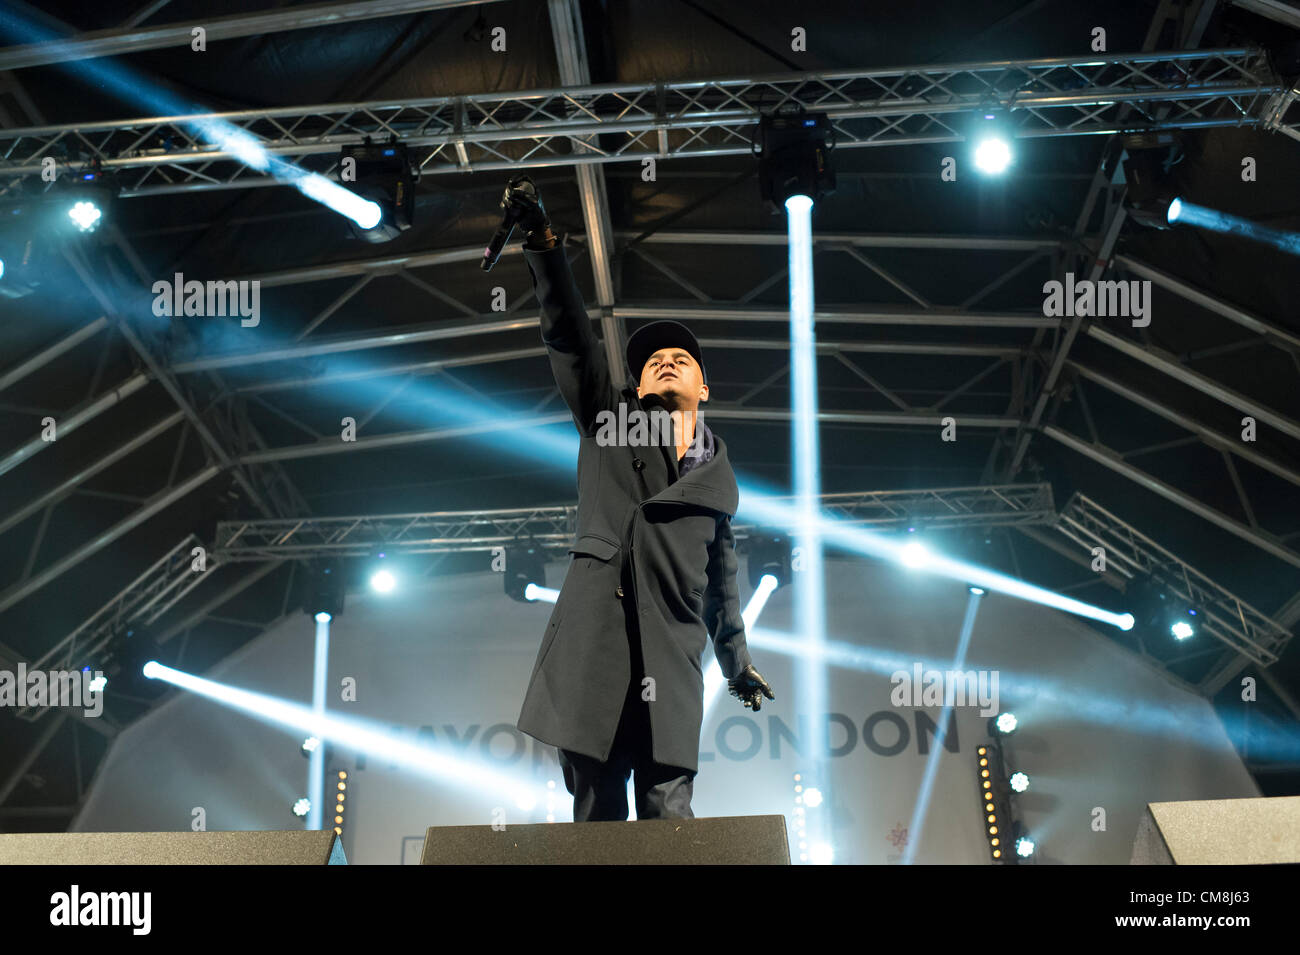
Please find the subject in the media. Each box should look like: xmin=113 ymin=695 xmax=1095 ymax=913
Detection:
xmin=480 ymin=202 xmax=523 ymax=272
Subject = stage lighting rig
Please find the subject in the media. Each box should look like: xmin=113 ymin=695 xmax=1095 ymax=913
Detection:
xmin=1121 ymin=131 xmax=1182 ymax=229
xmin=747 ymin=532 xmax=792 ymax=590
xmin=367 ymin=550 xmax=398 ymax=595
xmin=504 ymin=544 xmax=548 ymax=603
xmin=968 ymin=110 xmax=1014 ymax=175
xmin=302 ymin=560 xmax=345 ymax=620
xmin=97 ymin=622 xmax=167 ymax=704
xmin=55 ymin=167 xmax=118 ymax=235
xmin=976 ymin=743 xmax=1023 ymax=863
xmin=1127 ymin=574 xmax=1201 ymax=642
xmin=339 ymin=139 xmax=414 ymax=243
xmin=755 ymin=104 xmax=836 ymax=212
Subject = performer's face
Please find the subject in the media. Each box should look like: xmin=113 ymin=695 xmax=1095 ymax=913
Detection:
xmin=636 ymin=347 xmax=709 ymax=408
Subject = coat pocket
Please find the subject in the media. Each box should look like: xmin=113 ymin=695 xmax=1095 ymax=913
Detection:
xmin=567 ymin=533 xmax=620 ymax=562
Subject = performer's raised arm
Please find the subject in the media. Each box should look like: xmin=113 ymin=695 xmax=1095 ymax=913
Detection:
xmin=504 ymin=176 xmax=621 ymax=434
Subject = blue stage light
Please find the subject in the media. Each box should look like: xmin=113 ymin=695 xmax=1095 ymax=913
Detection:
xmin=901 ymin=540 xmax=931 ymax=569
xmin=143 ymin=661 xmax=551 ymax=808
xmin=1009 ymin=771 xmax=1029 ymax=792
xmin=995 ymin=712 xmax=1018 ymax=734
xmin=1015 ymin=835 xmax=1036 ymax=857
xmin=974 ymin=137 xmax=1013 ymax=174
xmin=370 ymin=569 xmax=396 ymax=594
xmin=1170 ymin=620 xmax=1194 ymax=640
xmin=1165 ymin=197 xmax=1300 ymax=256
xmin=315 ymin=611 xmax=331 ymax=623
xmin=523 ymin=582 xmax=560 ymax=603
xmin=67 ymin=200 xmax=103 ymax=232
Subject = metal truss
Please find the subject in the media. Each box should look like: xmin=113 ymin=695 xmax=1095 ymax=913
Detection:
xmin=210 ymin=482 xmax=1055 ymax=562
xmin=0 ymin=48 xmax=1284 ymax=197
xmin=1053 ymin=493 xmax=1292 ymax=667
xmin=13 ymin=535 xmax=211 ymax=721
xmin=0 ymin=1 xmax=500 ymax=73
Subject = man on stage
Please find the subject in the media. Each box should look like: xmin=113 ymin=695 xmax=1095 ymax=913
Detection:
xmin=503 ymin=175 xmax=775 ymax=822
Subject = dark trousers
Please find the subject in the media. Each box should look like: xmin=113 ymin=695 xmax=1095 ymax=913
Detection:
xmin=558 ymin=569 xmax=696 ymax=821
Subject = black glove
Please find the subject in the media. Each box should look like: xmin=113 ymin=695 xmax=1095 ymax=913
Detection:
xmin=500 ymin=174 xmax=550 ymax=238
xmin=728 ymin=664 xmax=775 ymax=711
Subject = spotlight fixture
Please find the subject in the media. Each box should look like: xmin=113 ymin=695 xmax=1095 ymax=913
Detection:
xmin=900 ymin=539 xmax=931 ymax=570
xmin=1127 ymin=575 xmax=1200 ymax=643
xmin=1009 ymin=771 xmax=1029 ymax=793
xmin=755 ymin=104 xmax=836 ymax=212
xmin=292 ymin=797 xmax=311 ymax=818
xmin=339 ymin=139 xmax=414 ymax=243
xmin=968 ymin=585 xmax=987 ymax=597
xmin=56 ymin=168 xmax=118 ymax=235
xmin=990 ymin=712 xmax=1018 ymax=736
xmin=505 ymin=544 xmax=547 ymax=603
xmin=301 ymin=560 xmax=345 ymax=620
xmin=369 ymin=551 xmax=397 ymax=595
xmin=103 ymin=624 xmax=166 ymax=701
xmin=301 ymin=736 xmax=322 ymax=758
xmin=969 ymin=110 xmax=1015 ymax=175
xmin=1013 ymin=821 xmax=1036 ymax=858
xmin=747 ymin=532 xmax=792 ymax=590
xmin=1121 ymin=131 xmax=1182 ymax=229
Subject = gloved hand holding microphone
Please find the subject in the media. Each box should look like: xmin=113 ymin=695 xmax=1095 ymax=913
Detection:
xmin=481 ymin=174 xmax=555 ymax=271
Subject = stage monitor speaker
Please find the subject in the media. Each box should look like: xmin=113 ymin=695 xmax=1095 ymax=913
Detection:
xmin=0 ymin=830 xmax=346 ymax=865
xmin=421 ymin=814 xmax=790 ymax=864
xmin=1130 ymin=795 xmax=1300 ymax=864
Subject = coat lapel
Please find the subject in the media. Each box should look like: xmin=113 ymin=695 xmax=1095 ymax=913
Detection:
xmin=640 ymin=435 xmax=738 ymax=517
xmin=619 ymin=385 xmax=738 ymax=517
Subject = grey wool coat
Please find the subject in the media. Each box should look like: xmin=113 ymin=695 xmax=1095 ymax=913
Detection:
xmin=515 ymin=243 xmax=753 ymax=773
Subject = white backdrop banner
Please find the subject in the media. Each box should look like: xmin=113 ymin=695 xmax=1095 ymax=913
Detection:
xmin=72 ymin=556 xmax=1257 ymax=864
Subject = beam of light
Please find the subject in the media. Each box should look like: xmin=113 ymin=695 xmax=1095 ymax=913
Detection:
xmin=289 ymin=166 xmax=382 ymax=229
xmin=786 ymin=190 xmax=831 ymax=863
xmin=0 ymin=10 xmax=382 ymax=230
xmin=1167 ymin=197 xmax=1300 ymax=256
xmin=734 ymin=480 xmax=1133 ymax=630
xmin=902 ymin=591 xmax=981 ymax=865
xmin=307 ymin=612 xmax=330 ymax=830
xmin=743 ymin=626 xmax=1300 ymax=760
xmin=523 ymin=582 xmax=560 ymax=602
xmin=140 ymin=661 xmax=550 ymax=808
xmin=703 ymin=573 xmax=781 ymax=720
xmin=743 ymin=574 xmax=780 ymax=631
